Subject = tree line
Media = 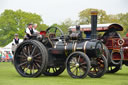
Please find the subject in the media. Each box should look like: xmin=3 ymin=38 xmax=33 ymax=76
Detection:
xmin=0 ymin=8 xmax=128 ymax=46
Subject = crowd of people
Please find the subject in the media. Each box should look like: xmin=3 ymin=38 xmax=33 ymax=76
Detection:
xmin=0 ymin=51 xmax=13 ymax=62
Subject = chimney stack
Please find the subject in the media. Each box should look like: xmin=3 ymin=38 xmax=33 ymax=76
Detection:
xmin=91 ymin=11 xmax=98 ymax=39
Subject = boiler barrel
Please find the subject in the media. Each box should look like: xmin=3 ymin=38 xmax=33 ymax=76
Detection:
xmin=54 ymin=41 xmax=103 ymax=57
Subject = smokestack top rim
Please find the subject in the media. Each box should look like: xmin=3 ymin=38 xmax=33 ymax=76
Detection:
xmin=91 ymin=11 xmax=98 ymax=15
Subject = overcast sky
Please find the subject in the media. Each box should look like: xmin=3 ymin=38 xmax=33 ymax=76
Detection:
xmin=0 ymin=0 xmax=128 ymax=25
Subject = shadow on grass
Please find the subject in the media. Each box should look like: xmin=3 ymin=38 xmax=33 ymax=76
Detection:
xmin=105 ymin=73 xmax=128 ymax=77
xmin=12 ymin=73 xmax=107 ymax=80
xmin=12 ymin=74 xmax=71 ymax=79
xmin=13 ymin=73 xmax=97 ymax=80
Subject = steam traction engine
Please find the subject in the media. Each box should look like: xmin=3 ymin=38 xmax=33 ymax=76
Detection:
xmin=69 ymin=21 xmax=128 ymax=73
xmin=13 ymin=11 xmax=107 ymax=78
xmin=102 ymin=27 xmax=128 ymax=73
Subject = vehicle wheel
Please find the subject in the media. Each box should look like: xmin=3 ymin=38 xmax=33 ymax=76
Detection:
xmin=66 ymin=52 xmax=90 ymax=78
xmin=43 ymin=65 xmax=65 ymax=76
xmin=107 ymin=64 xmax=120 ymax=73
xmin=14 ymin=40 xmax=48 ymax=77
xmin=103 ymin=44 xmax=111 ymax=63
xmin=88 ymin=55 xmax=107 ymax=78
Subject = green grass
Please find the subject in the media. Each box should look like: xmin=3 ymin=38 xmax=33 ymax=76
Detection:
xmin=0 ymin=62 xmax=128 ymax=85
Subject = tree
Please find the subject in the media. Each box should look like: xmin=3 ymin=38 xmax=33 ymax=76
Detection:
xmin=79 ymin=8 xmax=108 ymax=24
xmin=60 ymin=18 xmax=74 ymax=33
xmin=106 ymin=13 xmax=128 ymax=36
xmin=0 ymin=9 xmax=46 ymax=47
xmin=38 ymin=24 xmax=49 ymax=31
xmin=117 ymin=13 xmax=128 ymax=36
xmin=51 ymin=18 xmax=74 ymax=34
xmin=78 ymin=8 xmax=128 ymax=37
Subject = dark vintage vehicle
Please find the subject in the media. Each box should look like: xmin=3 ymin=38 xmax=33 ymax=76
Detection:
xmin=69 ymin=22 xmax=128 ymax=73
xmin=13 ymin=11 xmax=108 ymax=78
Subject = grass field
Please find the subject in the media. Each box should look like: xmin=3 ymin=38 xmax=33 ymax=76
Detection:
xmin=0 ymin=62 xmax=128 ymax=85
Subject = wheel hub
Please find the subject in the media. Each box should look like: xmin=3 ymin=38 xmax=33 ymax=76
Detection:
xmin=75 ymin=63 xmax=79 ymax=68
xmin=27 ymin=56 xmax=32 ymax=62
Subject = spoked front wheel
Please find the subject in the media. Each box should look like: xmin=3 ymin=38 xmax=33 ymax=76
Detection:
xmin=66 ymin=52 xmax=90 ymax=78
xmin=14 ymin=40 xmax=48 ymax=77
xmin=88 ymin=55 xmax=107 ymax=78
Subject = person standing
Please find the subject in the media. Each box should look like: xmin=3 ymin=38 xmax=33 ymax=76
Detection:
xmin=5 ymin=52 xmax=9 ymax=62
xmin=12 ymin=34 xmax=19 ymax=45
xmin=8 ymin=52 xmax=12 ymax=62
xmin=2 ymin=53 xmax=5 ymax=62
xmin=12 ymin=34 xmax=20 ymax=54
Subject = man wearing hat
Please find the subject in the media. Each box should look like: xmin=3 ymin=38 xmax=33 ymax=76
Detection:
xmin=13 ymin=33 xmax=19 ymax=45
xmin=25 ymin=23 xmax=34 ymax=39
xmin=12 ymin=33 xmax=20 ymax=54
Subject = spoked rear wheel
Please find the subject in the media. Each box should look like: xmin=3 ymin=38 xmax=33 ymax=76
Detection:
xmin=43 ymin=65 xmax=65 ymax=76
xmin=103 ymin=44 xmax=111 ymax=63
xmin=66 ymin=52 xmax=90 ymax=78
xmin=88 ymin=55 xmax=107 ymax=78
xmin=107 ymin=64 xmax=121 ymax=73
xmin=14 ymin=40 xmax=48 ymax=77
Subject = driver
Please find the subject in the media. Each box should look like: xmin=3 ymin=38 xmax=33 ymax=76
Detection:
xmin=25 ymin=23 xmax=34 ymax=39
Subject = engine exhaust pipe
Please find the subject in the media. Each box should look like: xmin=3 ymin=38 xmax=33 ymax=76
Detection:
xmin=91 ymin=11 xmax=98 ymax=40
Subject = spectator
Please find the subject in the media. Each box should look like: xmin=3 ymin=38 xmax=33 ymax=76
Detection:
xmin=8 ymin=52 xmax=13 ymax=62
xmin=2 ymin=54 xmax=5 ymax=62
xmin=5 ymin=52 xmax=9 ymax=62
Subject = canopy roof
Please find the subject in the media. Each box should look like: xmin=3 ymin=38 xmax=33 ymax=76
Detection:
xmin=69 ymin=23 xmax=123 ymax=32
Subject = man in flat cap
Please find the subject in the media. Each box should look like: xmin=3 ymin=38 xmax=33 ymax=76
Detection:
xmin=13 ymin=33 xmax=19 ymax=45
xmin=25 ymin=23 xmax=34 ymax=39
xmin=12 ymin=33 xmax=20 ymax=54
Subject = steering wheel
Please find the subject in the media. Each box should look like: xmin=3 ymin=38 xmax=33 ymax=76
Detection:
xmin=45 ymin=26 xmax=64 ymax=47
xmin=46 ymin=26 xmax=64 ymax=37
